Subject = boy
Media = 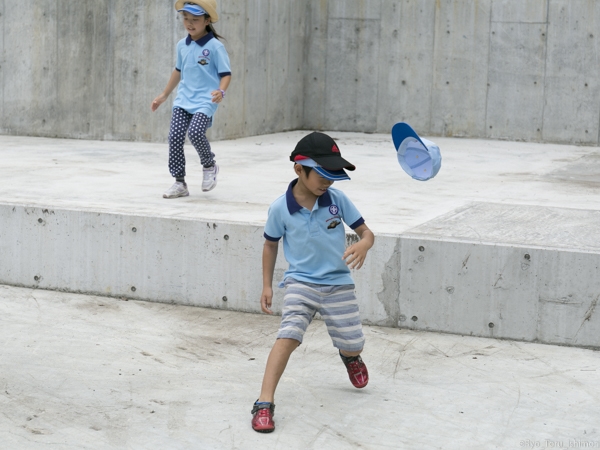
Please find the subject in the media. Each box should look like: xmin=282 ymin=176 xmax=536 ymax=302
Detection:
xmin=251 ymin=132 xmax=375 ymax=433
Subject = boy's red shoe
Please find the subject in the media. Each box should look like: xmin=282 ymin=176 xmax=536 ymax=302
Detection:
xmin=340 ymin=353 xmax=369 ymax=388
xmin=251 ymin=401 xmax=275 ymax=433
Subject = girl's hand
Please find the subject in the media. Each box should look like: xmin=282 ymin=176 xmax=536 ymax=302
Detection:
xmin=151 ymin=94 xmax=167 ymax=111
xmin=211 ymin=89 xmax=224 ymax=103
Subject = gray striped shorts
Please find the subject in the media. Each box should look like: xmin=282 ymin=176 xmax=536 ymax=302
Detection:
xmin=277 ymin=278 xmax=366 ymax=352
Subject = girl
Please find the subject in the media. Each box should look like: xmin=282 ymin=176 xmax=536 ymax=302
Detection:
xmin=152 ymin=0 xmax=231 ymax=198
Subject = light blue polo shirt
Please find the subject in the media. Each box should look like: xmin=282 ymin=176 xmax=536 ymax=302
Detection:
xmin=264 ymin=179 xmax=365 ymax=286
xmin=174 ymin=32 xmax=231 ymax=118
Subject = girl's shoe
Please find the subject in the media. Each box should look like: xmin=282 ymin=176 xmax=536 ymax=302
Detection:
xmin=163 ymin=181 xmax=189 ymax=199
xmin=340 ymin=352 xmax=369 ymax=388
xmin=202 ymin=164 xmax=219 ymax=192
xmin=251 ymin=400 xmax=275 ymax=433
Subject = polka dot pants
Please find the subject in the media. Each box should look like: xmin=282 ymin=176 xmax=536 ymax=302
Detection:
xmin=168 ymin=107 xmax=215 ymax=178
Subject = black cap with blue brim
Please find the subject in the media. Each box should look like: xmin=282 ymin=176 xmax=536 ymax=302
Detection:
xmin=290 ymin=132 xmax=355 ymax=181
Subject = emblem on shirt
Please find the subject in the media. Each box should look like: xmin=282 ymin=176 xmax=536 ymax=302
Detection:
xmin=327 ymin=220 xmax=341 ymax=229
xmin=198 ymin=58 xmax=209 ymax=65
xmin=202 ymin=49 xmax=211 ymax=56
xmin=329 ymin=205 xmax=339 ymax=215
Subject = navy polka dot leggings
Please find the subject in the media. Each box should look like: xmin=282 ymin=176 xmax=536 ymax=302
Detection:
xmin=168 ymin=107 xmax=215 ymax=178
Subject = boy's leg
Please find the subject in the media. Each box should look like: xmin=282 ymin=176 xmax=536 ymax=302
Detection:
xmin=340 ymin=349 xmax=362 ymax=357
xmin=258 ymin=279 xmax=318 ymax=402
xmin=258 ymin=338 xmax=299 ymax=403
xmin=319 ymin=285 xmax=369 ymax=388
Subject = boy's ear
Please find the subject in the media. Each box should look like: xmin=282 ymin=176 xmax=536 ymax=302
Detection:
xmin=293 ymin=163 xmax=303 ymax=177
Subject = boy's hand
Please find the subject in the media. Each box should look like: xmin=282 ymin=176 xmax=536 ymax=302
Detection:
xmin=343 ymin=225 xmax=374 ymax=270
xmin=261 ymin=287 xmax=274 ymax=314
xmin=343 ymin=240 xmax=370 ymax=270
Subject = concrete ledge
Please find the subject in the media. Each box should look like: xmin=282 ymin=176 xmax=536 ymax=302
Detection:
xmin=401 ymin=203 xmax=600 ymax=348
xmin=0 ymin=203 xmax=399 ymax=327
xmin=2 ymin=202 xmax=599 ymax=349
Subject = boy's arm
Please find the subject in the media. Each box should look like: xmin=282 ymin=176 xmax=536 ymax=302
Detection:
xmin=342 ymin=223 xmax=375 ymax=270
xmin=261 ymin=239 xmax=279 ymax=314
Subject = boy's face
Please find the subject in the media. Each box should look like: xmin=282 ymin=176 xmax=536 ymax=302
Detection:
xmin=295 ymin=164 xmax=334 ymax=197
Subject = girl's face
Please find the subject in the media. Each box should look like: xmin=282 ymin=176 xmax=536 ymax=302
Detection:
xmin=181 ymin=12 xmax=211 ymax=40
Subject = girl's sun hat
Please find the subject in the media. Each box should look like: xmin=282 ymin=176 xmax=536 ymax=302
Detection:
xmin=174 ymin=0 xmax=219 ymax=23
xmin=392 ymin=122 xmax=442 ymax=181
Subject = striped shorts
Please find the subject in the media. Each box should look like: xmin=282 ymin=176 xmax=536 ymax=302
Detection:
xmin=277 ymin=278 xmax=366 ymax=352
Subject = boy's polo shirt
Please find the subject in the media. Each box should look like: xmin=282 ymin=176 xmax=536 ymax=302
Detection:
xmin=174 ymin=32 xmax=231 ymax=118
xmin=264 ymin=179 xmax=365 ymax=286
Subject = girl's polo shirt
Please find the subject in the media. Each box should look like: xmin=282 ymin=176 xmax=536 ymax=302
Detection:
xmin=174 ymin=32 xmax=231 ymax=118
xmin=264 ymin=180 xmax=365 ymax=286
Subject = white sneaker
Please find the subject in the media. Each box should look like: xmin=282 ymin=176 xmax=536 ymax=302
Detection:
xmin=163 ymin=181 xmax=189 ymax=199
xmin=202 ymin=164 xmax=219 ymax=192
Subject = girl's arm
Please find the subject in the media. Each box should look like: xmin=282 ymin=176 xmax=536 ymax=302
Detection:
xmin=151 ymin=69 xmax=181 ymax=111
xmin=211 ymin=74 xmax=231 ymax=103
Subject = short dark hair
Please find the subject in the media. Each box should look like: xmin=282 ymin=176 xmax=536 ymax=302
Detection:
xmin=301 ymin=165 xmax=312 ymax=176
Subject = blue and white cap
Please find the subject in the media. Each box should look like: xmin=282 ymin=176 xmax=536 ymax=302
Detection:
xmin=177 ymin=2 xmax=207 ymax=16
xmin=392 ymin=122 xmax=442 ymax=181
xmin=295 ymin=157 xmax=350 ymax=181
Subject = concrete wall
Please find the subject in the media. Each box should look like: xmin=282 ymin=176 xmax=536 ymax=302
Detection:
xmin=2 ymin=202 xmax=598 ymax=349
xmin=1 ymin=0 xmax=599 ymax=145
xmin=0 ymin=203 xmax=398 ymax=327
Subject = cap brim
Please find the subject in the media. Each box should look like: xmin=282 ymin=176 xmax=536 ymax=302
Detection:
xmin=295 ymin=158 xmax=350 ymax=181
xmin=313 ymin=166 xmax=350 ymax=181
xmin=174 ymin=0 xmax=218 ymax=22
xmin=392 ymin=122 xmax=426 ymax=152
xmin=310 ymin=155 xmax=356 ymax=171
xmin=177 ymin=5 xmax=206 ymax=15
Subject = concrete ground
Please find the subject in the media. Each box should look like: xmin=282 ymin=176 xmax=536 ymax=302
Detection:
xmin=1 ymin=284 xmax=599 ymax=450
xmin=1 ymin=132 xmax=599 ymax=235
xmin=1 ymin=132 xmax=600 ymax=448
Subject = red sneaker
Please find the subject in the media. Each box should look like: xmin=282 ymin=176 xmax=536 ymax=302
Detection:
xmin=340 ymin=353 xmax=369 ymax=388
xmin=251 ymin=401 xmax=275 ymax=433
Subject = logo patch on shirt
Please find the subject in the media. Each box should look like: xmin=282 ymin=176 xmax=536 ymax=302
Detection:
xmin=329 ymin=205 xmax=339 ymax=215
xmin=327 ymin=220 xmax=341 ymax=229
xmin=198 ymin=59 xmax=209 ymax=65
xmin=202 ymin=49 xmax=211 ymax=56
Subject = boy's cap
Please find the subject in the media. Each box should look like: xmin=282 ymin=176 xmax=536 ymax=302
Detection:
xmin=295 ymin=158 xmax=351 ymax=181
xmin=175 ymin=0 xmax=219 ymax=22
xmin=290 ymin=132 xmax=356 ymax=172
xmin=391 ymin=122 xmax=442 ymax=181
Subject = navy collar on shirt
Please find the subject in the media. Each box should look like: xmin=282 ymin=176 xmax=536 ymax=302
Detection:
xmin=186 ymin=31 xmax=214 ymax=46
xmin=285 ymin=179 xmax=333 ymax=215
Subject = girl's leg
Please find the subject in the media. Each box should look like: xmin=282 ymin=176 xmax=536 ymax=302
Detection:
xmin=168 ymin=107 xmax=193 ymax=178
xmin=187 ymin=112 xmax=215 ymax=167
xmin=258 ymin=338 xmax=300 ymax=403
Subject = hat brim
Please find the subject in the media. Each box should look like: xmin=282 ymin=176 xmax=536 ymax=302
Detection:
xmin=310 ymin=155 xmax=356 ymax=171
xmin=295 ymin=158 xmax=350 ymax=181
xmin=174 ymin=0 xmax=219 ymax=22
